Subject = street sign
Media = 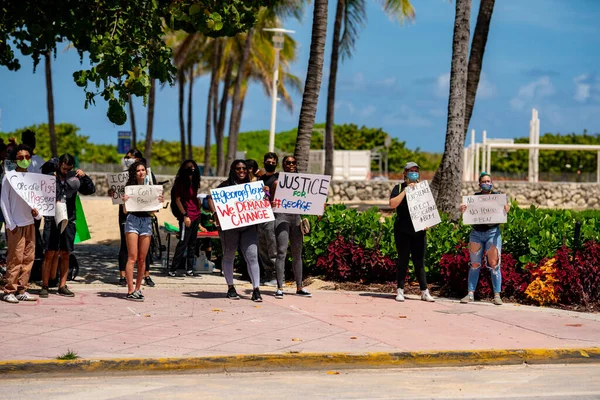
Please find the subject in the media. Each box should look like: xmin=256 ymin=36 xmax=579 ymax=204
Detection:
xmin=117 ymin=131 xmax=132 ymax=154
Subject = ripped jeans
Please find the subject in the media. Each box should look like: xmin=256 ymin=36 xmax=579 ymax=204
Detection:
xmin=468 ymin=227 xmax=502 ymax=293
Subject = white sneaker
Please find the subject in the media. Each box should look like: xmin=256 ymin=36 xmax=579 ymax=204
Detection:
xmin=421 ymin=289 xmax=435 ymax=302
xmin=395 ymin=288 xmax=405 ymax=302
xmin=16 ymin=292 xmax=36 ymax=301
xmin=3 ymin=293 xmax=19 ymax=303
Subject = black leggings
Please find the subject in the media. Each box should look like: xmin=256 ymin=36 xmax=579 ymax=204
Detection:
xmin=118 ymin=220 xmax=151 ymax=273
xmin=169 ymin=217 xmax=201 ymax=272
xmin=394 ymin=223 xmax=427 ymax=291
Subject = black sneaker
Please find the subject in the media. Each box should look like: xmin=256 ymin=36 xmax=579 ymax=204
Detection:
xmin=296 ymin=288 xmax=312 ymax=297
xmin=126 ymin=291 xmax=144 ymax=302
xmin=58 ymin=285 xmax=75 ymax=297
xmin=251 ymin=288 xmax=263 ymax=302
xmin=226 ymin=286 xmax=240 ymax=300
xmin=144 ymin=276 xmax=155 ymax=287
xmin=118 ymin=277 xmax=127 ymax=286
xmin=167 ymin=270 xmax=177 ymax=277
xmin=274 ymin=289 xmax=284 ymax=299
xmin=39 ymin=287 xmax=49 ymax=298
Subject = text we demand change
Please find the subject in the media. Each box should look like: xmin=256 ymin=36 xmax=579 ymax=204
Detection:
xmin=210 ymin=181 xmax=274 ymax=230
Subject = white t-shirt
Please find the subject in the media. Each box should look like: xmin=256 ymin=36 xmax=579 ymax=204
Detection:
xmin=28 ymin=154 xmax=45 ymax=174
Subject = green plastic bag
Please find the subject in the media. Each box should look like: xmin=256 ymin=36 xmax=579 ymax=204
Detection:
xmin=74 ymin=195 xmax=91 ymax=244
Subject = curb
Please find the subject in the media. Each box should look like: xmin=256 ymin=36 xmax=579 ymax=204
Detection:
xmin=1 ymin=348 xmax=599 ymax=376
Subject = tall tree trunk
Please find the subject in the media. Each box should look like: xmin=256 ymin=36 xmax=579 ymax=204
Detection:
xmin=233 ymin=90 xmax=247 ymax=138
xmin=144 ymin=79 xmax=156 ymax=165
xmin=216 ymin=56 xmax=234 ymax=176
xmin=294 ymin=0 xmax=329 ymax=172
xmin=464 ymin=0 xmax=495 ymax=132
xmin=178 ymin=69 xmax=186 ymax=162
xmin=204 ymin=41 xmax=222 ymax=176
xmin=187 ymin=68 xmax=194 ymax=160
xmin=324 ymin=0 xmax=344 ymax=176
xmin=128 ymin=94 xmax=137 ymax=149
xmin=226 ymin=29 xmax=254 ymax=168
xmin=44 ymin=51 xmax=58 ymax=157
xmin=430 ymin=0 xmax=471 ymax=220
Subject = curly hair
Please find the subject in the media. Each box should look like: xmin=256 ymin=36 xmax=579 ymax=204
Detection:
xmin=126 ymin=161 xmax=147 ymax=186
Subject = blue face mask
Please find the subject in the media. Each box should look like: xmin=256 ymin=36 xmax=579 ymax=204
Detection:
xmin=480 ymin=182 xmax=493 ymax=192
xmin=407 ymin=172 xmax=419 ymax=182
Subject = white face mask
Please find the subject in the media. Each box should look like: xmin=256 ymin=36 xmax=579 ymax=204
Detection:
xmin=122 ymin=158 xmax=136 ymax=169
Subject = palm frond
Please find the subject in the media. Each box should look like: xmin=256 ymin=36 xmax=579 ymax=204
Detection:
xmin=381 ymin=0 xmax=416 ymax=23
xmin=340 ymin=0 xmax=367 ymax=61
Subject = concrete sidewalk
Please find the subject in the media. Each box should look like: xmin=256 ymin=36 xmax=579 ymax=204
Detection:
xmin=1 ymin=279 xmax=599 ymax=364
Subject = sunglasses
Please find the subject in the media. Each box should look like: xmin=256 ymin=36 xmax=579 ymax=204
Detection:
xmin=235 ymin=167 xmax=247 ymax=171
xmin=16 ymin=155 xmax=31 ymax=161
xmin=284 ymin=160 xmax=297 ymax=165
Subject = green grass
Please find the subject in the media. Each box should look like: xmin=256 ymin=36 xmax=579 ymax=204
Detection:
xmin=56 ymin=349 xmax=80 ymax=360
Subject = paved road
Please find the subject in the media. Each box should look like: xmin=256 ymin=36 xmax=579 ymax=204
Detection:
xmin=3 ymin=364 xmax=600 ymax=399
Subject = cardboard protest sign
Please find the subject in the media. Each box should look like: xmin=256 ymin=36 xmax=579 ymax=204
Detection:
xmin=210 ymin=181 xmax=274 ymax=231
xmin=272 ymin=172 xmax=330 ymax=215
xmin=405 ymin=180 xmax=441 ymax=232
xmin=108 ymin=171 xmax=129 ymax=204
xmin=462 ymin=194 xmax=507 ymax=225
xmin=124 ymin=185 xmax=163 ymax=212
xmin=6 ymin=171 xmax=56 ymax=217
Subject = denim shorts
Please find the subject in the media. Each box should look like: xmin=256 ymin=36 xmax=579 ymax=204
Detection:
xmin=125 ymin=214 xmax=152 ymax=236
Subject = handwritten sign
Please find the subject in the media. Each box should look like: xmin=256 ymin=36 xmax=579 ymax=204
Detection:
xmin=210 ymin=181 xmax=274 ymax=230
xmin=6 ymin=171 xmax=56 ymax=217
xmin=405 ymin=181 xmax=441 ymax=232
xmin=462 ymin=194 xmax=507 ymax=225
xmin=272 ymin=172 xmax=330 ymax=215
xmin=108 ymin=171 xmax=129 ymax=204
xmin=124 ymin=185 xmax=163 ymax=212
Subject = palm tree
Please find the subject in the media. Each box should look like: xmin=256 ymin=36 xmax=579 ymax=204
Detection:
xmin=144 ymin=79 xmax=156 ymax=164
xmin=464 ymin=0 xmax=496 ymax=133
xmin=187 ymin=66 xmax=194 ymax=160
xmin=216 ymin=55 xmax=234 ymax=176
xmin=204 ymin=39 xmax=222 ymax=176
xmin=128 ymin=94 xmax=137 ymax=148
xmin=294 ymin=0 xmax=329 ymax=172
xmin=44 ymin=50 xmax=58 ymax=157
xmin=430 ymin=0 xmax=472 ymax=219
xmin=324 ymin=0 xmax=414 ymax=175
xmin=178 ymin=69 xmax=186 ymax=162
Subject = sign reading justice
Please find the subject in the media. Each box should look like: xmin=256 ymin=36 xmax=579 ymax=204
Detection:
xmin=272 ymin=172 xmax=330 ymax=215
xmin=210 ymin=181 xmax=274 ymax=230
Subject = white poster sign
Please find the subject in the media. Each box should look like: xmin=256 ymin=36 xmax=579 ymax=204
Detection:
xmin=272 ymin=172 xmax=330 ymax=215
xmin=124 ymin=185 xmax=163 ymax=212
xmin=55 ymin=201 xmax=68 ymax=233
xmin=108 ymin=171 xmax=129 ymax=205
xmin=210 ymin=181 xmax=274 ymax=231
xmin=6 ymin=171 xmax=57 ymax=217
xmin=405 ymin=180 xmax=441 ymax=232
xmin=462 ymin=194 xmax=507 ymax=225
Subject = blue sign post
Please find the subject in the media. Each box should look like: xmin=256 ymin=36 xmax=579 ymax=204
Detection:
xmin=117 ymin=131 xmax=132 ymax=154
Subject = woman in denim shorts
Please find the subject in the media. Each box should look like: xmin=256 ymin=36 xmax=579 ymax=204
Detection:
xmin=122 ymin=161 xmax=163 ymax=301
xmin=459 ymin=172 xmax=510 ymax=305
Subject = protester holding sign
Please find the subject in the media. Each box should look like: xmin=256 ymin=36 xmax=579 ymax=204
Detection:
xmin=0 ymin=144 xmax=42 ymax=303
xmin=208 ymin=160 xmax=264 ymax=302
xmin=459 ymin=172 xmax=510 ymax=306
xmin=40 ymin=154 xmax=95 ymax=299
xmin=389 ymin=162 xmax=435 ymax=303
xmin=168 ymin=159 xmax=208 ymax=277
xmin=257 ymin=152 xmax=279 ymax=286
xmin=121 ymin=161 xmax=163 ymax=302
xmin=270 ymin=156 xmax=312 ymax=299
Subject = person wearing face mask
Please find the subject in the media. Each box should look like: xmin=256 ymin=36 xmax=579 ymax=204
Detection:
xmin=389 ymin=162 xmax=435 ymax=303
xmin=257 ymin=152 xmax=278 ymax=286
xmin=39 ymin=154 xmax=95 ymax=299
xmin=208 ymin=160 xmax=263 ymax=302
xmin=168 ymin=160 xmax=208 ymax=277
xmin=1 ymin=144 xmax=42 ymax=303
xmin=459 ymin=172 xmax=510 ymax=306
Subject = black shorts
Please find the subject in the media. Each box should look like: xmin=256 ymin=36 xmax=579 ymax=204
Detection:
xmin=43 ymin=217 xmax=76 ymax=253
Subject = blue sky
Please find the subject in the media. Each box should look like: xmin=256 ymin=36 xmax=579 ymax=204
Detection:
xmin=1 ymin=0 xmax=599 ymax=153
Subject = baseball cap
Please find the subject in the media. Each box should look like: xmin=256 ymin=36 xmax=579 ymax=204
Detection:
xmin=404 ymin=161 xmax=419 ymax=170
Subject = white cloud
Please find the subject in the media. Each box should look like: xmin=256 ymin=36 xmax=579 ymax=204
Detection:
xmin=435 ymin=73 xmax=450 ymax=98
xmin=360 ymin=105 xmax=377 ymax=118
xmin=573 ymin=74 xmax=591 ymax=102
xmin=382 ymin=105 xmax=432 ymax=127
xmin=509 ymin=76 xmax=556 ymax=110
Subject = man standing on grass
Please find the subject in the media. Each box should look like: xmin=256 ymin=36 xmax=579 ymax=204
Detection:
xmin=1 ymin=144 xmax=42 ymax=303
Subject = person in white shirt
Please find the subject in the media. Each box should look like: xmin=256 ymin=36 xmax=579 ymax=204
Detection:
xmin=21 ymin=130 xmax=45 ymax=174
xmin=1 ymin=144 xmax=42 ymax=303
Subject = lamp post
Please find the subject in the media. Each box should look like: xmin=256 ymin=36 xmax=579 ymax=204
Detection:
xmin=263 ymin=28 xmax=295 ymax=153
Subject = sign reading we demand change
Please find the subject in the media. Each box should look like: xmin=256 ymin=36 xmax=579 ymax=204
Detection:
xmin=272 ymin=173 xmax=330 ymax=216
xmin=405 ymin=180 xmax=441 ymax=232
xmin=210 ymin=181 xmax=274 ymax=230
xmin=6 ymin=171 xmax=57 ymax=217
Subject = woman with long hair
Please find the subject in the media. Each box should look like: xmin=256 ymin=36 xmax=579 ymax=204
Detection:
xmin=270 ymin=155 xmax=311 ymax=299
xmin=168 ymin=159 xmax=207 ymax=276
xmin=121 ymin=161 xmax=163 ymax=301
xmin=389 ymin=161 xmax=435 ymax=303
xmin=209 ymin=160 xmax=263 ymax=302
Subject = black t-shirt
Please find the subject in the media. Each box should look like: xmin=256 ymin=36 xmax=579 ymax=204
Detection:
xmin=471 ymin=190 xmax=501 ymax=232
xmin=260 ymin=173 xmax=278 ymax=190
xmin=390 ymin=182 xmax=416 ymax=234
